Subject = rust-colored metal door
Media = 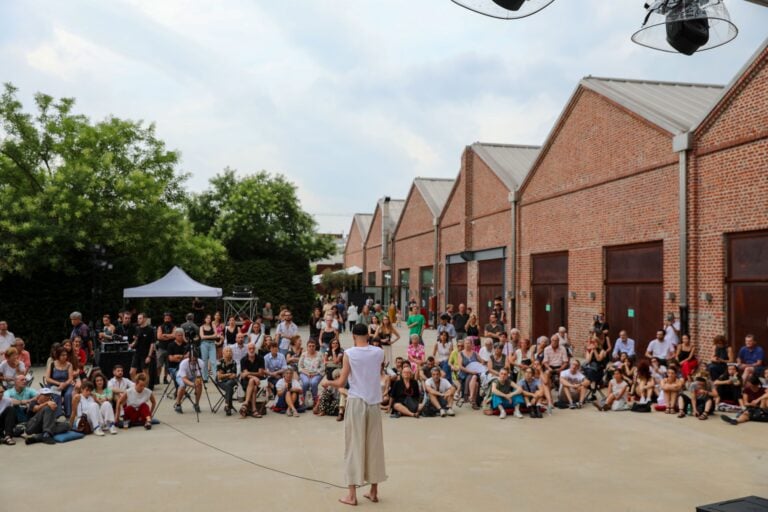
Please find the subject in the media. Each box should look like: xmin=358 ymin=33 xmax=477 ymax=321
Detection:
xmin=531 ymin=252 xmax=568 ymax=339
xmin=727 ymin=231 xmax=768 ymax=352
xmin=478 ymin=259 xmax=504 ymax=324
xmin=605 ymin=242 xmax=663 ymax=356
xmin=447 ymin=262 xmax=467 ymax=313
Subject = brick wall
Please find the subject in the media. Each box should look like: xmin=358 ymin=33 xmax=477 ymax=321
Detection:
xmin=690 ymin=47 xmax=768 ymax=360
xmin=364 ymin=206 xmax=388 ymax=285
xmin=518 ymin=87 xmax=681 ymax=355
xmin=438 ymin=148 xmax=513 ymax=319
xmin=393 ymin=185 xmax=437 ymax=303
xmin=438 ymin=159 xmax=467 ymax=309
xmin=344 ymin=220 xmax=365 ymax=270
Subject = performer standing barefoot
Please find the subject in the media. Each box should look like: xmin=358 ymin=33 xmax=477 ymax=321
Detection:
xmin=330 ymin=323 xmax=387 ymax=506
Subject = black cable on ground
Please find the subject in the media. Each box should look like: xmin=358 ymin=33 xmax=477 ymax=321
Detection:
xmin=161 ymin=420 xmax=352 ymax=489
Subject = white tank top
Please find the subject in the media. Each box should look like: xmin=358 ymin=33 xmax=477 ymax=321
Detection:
xmin=346 ymin=345 xmax=384 ymax=405
xmin=436 ymin=342 xmax=451 ymax=362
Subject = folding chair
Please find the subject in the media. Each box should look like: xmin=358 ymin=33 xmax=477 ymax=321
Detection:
xmin=211 ymin=379 xmax=238 ymax=414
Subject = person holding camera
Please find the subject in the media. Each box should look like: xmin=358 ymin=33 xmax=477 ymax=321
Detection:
xmin=174 ymin=350 xmax=204 ymax=414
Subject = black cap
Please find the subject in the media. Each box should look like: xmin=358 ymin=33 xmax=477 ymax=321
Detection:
xmin=352 ymin=323 xmax=369 ymax=336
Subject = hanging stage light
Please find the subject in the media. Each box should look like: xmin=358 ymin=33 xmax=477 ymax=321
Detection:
xmin=449 ymin=0 xmax=556 ymax=20
xmin=631 ymin=0 xmax=738 ymax=55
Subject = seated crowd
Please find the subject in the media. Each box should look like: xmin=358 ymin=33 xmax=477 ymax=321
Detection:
xmin=0 ymin=301 xmax=766 ymax=447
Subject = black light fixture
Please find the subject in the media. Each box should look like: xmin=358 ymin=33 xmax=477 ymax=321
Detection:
xmin=632 ymin=0 xmax=738 ymax=55
xmin=449 ymin=0 xmax=556 ymax=19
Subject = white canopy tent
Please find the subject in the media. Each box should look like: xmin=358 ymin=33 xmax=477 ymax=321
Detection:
xmin=311 ymin=265 xmax=364 ymax=286
xmin=123 ymin=266 xmax=222 ymax=298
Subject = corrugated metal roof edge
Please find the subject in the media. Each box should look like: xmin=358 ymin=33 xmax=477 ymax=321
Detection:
xmin=413 ymin=177 xmax=454 ymax=218
xmin=693 ymin=36 xmax=768 ymax=136
xmin=580 ymin=77 xmax=724 ymax=134
xmin=362 ymin=198 xmax=405 ymax=248
xmin=471 ymin=142 xmax=541 ymax=192
xmin=584 ymin=75 xmax=724 ymax=90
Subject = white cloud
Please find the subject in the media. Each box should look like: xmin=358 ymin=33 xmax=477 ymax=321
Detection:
xmin=2 ymin=0 xmax=767 ymax=233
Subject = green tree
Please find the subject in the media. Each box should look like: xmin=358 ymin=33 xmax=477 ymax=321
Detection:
xmin=188 ymin=169 xmax=335 ymax=261
xmin=0 ymin=83 xmax=226 ymax=281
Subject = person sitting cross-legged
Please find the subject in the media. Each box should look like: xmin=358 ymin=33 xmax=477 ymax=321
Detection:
xmin=391 ymin=364 xmax=423 ymax=418
xmin=116 ymin=374 xmax=155 ymax=429
xmin=594 ymin=369 xmax=628 ymax=412
xmin=491 ymin=367 xmax=524 ymax=419
xmin=217 ymin=346 xmax=239 ymax=416
xmin=519 ymin=367 xmax=544 ymax=418
xmin=107 ymin=364 xmax=133 ymax=406
xmin=24 ymin=388 xmax=69 ymax=444
xmin=275 ymin=367 xmax=304 ymax=417
xmin=70 ymin=380 xmax=117 ymax=436
xmin=559 ymin=360 xmax=590 ymax=409
xmin=712 ymin=363 xmax=742 ymax=407
xmin=174 ymin=350 xmax=204 ymax=414
xmin=721 ymin=375 xmax=767 ymax=426
xmin=424 ymin=366 xmax=456 ymax=417
xmin=677 ymin=377 xmax=714 ymax=420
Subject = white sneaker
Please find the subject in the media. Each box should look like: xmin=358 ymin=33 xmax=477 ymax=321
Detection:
xmin=93 ymin=427 xmax=105 ymax=437
xmin=514 ymin=407 xmax=523 ymax=419
xmin=499 ymin=408 xmax=507 ymax=419
xmin=440 ymin=409 xmax=446 ymax=417
xmin=109 ymin=425 xmax=117 ymax=435
xmin=446 ymin=407 xmax=455 ymax=416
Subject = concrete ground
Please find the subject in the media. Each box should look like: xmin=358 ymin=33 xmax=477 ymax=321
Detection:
xmin=3 ymin=327 xmax=766 ymax=512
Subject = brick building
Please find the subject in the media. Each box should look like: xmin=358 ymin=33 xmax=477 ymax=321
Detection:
xmin=689 ymin=39 xmax=768 ymax=357
xmin=391 ymin=178 xmax=454 ymax=315
xmin=438 ymin=143 xmax=540 ymax=325
xmin=517 ymin=77 xmax=723 ymax=356
xmin=343 ymin=214 xmax=372 ymax=273
xmin=363 ymin=197 xmax=405 ymax=304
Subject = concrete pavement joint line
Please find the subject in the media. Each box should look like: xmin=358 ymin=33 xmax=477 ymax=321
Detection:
xmin=160 ymin=420 xmax=355 ymax=489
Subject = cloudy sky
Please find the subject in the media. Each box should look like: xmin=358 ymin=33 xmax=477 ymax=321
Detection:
xmin=1 ymin=1 xmax=766 ymax=234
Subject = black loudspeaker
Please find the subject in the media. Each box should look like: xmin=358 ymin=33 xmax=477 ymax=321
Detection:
xmin=459 ymin=251 xmax=474 ymax=262
xmin=493 ymin=0 xmax=525 ymax=10
xmin=97 ymin=351 xmax=134 ymax=379
xmin=697 ymin=496 xmax=768 ymax=512
xmin=666 ymin=15 xmax=709 ymax=55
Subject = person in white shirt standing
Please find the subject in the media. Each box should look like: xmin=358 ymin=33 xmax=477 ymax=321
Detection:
xmin=0 ymin=321 xmax=15 ymax=359
xmin=663 ymin=314 xmax=680 ymax=347
xmin=347 ymin=303 xmax=359 ymax=331
xmin=275 ymin=310 xmax=298 ymax=356
xmin=330 ymin=323 xmax=387 ymax=506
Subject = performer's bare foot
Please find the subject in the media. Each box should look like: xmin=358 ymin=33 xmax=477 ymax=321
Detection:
xmin=338 ymin=496 xmax=357 ymax=506
xmin=364 ymin=484 xmax=379 ymax=503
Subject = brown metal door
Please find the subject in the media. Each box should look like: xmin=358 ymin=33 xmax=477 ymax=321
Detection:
xmin=727 ymin=231 xmax=768 ymax=351
xmin=531 ymin=252 xmax=568 ymax=339
xmin=478 ymin=259 xmax=504 ymax=324
xmin=447 ymin=262 xmax=467 ymax=312
xmin=605 ymin=242 xmax=663 ymax=356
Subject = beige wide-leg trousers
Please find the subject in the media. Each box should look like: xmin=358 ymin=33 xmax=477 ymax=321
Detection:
xmin=344 ymin=397 xmax=387 ymax=486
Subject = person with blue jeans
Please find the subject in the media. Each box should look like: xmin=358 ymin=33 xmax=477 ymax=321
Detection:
xmin=199 ymin=314 xmax=219 ymax=382
xmin=491 ymin=368 xmax=524 ymax=419
xmin=298 ymin=340 xmax=325 ymax=407
xmin=46 ymin=347 xmax=74 ymax=418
